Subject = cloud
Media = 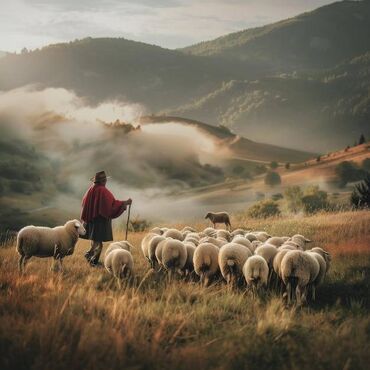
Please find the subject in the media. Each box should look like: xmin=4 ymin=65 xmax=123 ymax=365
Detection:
xmin=0 ymin=0 xmax=335 ymax=51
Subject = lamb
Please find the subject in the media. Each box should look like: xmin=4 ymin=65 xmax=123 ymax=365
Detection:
xmin=266 ymin=236 xmax=290 ymax=247
xmin=243 ymin=255 xmax=269 ymax=291
xmin=161 ymin=239 xmax=187 ymax=272
xmin=280 ymin=250 xmax=319 ymax=305
xmin=218 ymin=243 xmax=252 ymax=285
xmin=104 ymin=249 xmax=134 ymax=282
xmin=193 ymin=242 xmax=220 ymax=286
xmin=163 ymin=228 xmax=184 ymax=241
xmin=16 ymin=219 xmax=86 ymax=272
xmin=253 ymin=231 xmax=271 ymax=242
xmin=205 ymin=212 xmax=231 ymax=230
xmin=148 ymin=235 xmax=166 ymax=268
xmin=104 ymin=240 xmax=134 ymax=259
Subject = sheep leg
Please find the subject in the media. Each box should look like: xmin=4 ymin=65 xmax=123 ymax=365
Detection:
xmin=22 ymin=256 xmax=31 ymax=272
xmin=58 ymin=258 xmax=64 ymax=272
xmin=18 ymin=255 xmax=25 ymax=273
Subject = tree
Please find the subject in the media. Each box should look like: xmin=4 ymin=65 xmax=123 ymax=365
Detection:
xmin=362 ymin=158 xmax=370 ymax=172
xmin=358 ymin=133 xmax=366 ymax=145
xmin=247 ymin=200 xmax=281 ymax=219
xmin=284 ymin=186 xmax=303 ymax=213
xmin=270 ymin=161 xmax=278 ymax=169
xmin=285 ymin=162 xmax=290 ymax=170
xmin=264 ymin=171 xmax=281 ymax=187
xmin=301 ymin=185 xmax=329 ymax=214
xmin=351 ymin=173 xmax=370 ymax=209
xmin=316 ymin=155 xmax=321 ymax=162
xmin=335 ymin=161 xmax=367 ymax=187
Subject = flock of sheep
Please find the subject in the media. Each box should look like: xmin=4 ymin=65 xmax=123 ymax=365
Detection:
xmin=15 ymin=214 xmax=331 ymax=305
xmin=139 ymin=226 xmax=331 ymax=305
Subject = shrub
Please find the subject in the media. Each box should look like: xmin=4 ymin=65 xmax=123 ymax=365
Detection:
xmin=247 ymin=199 xmax=281 ymax=219
xmin=335 ymin=161 xmax=367 ymax=187
xmin=285 ymin=162 xmax=290 ymax=170
xmin=270 ymin=161 xmax=278 ymax=169
xmin=351 ymin=173 xmax=370 ymax=209
xmin=264 ymin=171 xmax=281 ymax=187
xmin=129 ymin=216 xmax=151 ymax=232
xmin=10 ymin=180 xmax=33 ymax=194
xmin=271 ymin=193 xmax=283 ymax=201
xmin=284 ymin=186 xmax=303 ymax=213
xmin=301 ymin=186 xmax=329 ymax=214
xmin=362 ymin=158 xmax=370 ymax=172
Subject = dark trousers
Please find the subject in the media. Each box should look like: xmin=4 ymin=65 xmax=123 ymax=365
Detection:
xmin=85 ymin=241 xmax=103 ymax=265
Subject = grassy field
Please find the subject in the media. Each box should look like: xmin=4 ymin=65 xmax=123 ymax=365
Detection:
xmin=0 ymin=210 xmax=369 ymax=370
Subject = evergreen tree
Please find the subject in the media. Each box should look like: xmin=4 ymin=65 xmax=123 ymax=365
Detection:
xmin=358 ymin=133 xmax=366 ymax=145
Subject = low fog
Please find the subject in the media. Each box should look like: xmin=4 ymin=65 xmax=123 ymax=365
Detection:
xmin=0 ymin=86 xmax=235 ymax=222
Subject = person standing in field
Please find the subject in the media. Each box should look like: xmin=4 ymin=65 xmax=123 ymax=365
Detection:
xmin=81 ymin=171 xmax=132 ymax=266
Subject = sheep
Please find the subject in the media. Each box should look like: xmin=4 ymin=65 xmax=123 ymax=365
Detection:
xmin=250 ymin=240 xmax=262 ymax=253
xmin=218 ymin=243 xmax=252 ymax=285
xmin=161 ymin=239 xmax=187 ymax=273
xmin=255 ymin=244 xmax=278 ymax=268
xmin=148 ymin=235 xmax=166 ymax=269
xmin=230 ymin=228 xmax=246 ymax=237
xmin=306 ymin=251 xmax=327 ymax=300
xmin=243 ymin=255 xmax=269 ymax=292
xmin=289 ymin=234 xmax=312 ymax=250
xmin=216 ymin=229 xmax=231 ymax=241
xmin=184 ymin=237 xmax=199 ymax=246
xmin=273 ymin=249 xmax=291 ymax=279
xmin=280 ymin=240 xmax=302 ymax=250
xmin=104 ymin=249 xmax=134 ymax=283
xmin=193 ymin=243 xmax=220 ymax=286
xmin=231 ymin=236 xmax=252 ymax=251
xmin=150 ymin=227 xmax=163 ymax=235
xmin=280 ymin=250 xmax=319 ymax=305
xmin=141 ymin=232 xmax=157 ymax=261
xmin=16 ymin=219 xmax=86 ymax=272
xmin=154 ymin=239 xmax=167 ymax=267
xmin=266 ymin=236 xmax=290 ymax=247
xmin=104 ymin=240 xmax=133 ymax=259
xmin=205 ymin=212 xmax=231 ymax=230
xmin=245 ymin=233 xmax=258 ymax=242
xmin=253 ymin=231 xmax=271 ymax=242
xmin=310 ymin=247 xmax=331 ymax=271
xmin=163 ymin=228 xmax=184 ymax=241
xmin=182 ymin=226 xmax=197 ymax=233
xmin=183 ymin=243 xmax=196 ymax=275
xmin=203 ymin=227 xmax=217 ymax=237
xmin=200 ymin=236 xmax=226 ymax=248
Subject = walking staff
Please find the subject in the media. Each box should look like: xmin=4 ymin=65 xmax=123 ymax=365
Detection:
xmin=80 ymin=171 xmax=132 ymax=266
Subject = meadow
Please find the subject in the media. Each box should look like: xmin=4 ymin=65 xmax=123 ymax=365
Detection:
xmin=0 ymin=210 xmax=369 ymax=370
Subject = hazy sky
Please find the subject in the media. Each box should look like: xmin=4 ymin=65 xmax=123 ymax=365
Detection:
xmin=1 ymin=0 xmax=335 ymax=52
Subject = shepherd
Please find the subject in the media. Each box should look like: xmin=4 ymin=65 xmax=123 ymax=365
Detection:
xmin=80 ymin=171 xmax=132 ymax=266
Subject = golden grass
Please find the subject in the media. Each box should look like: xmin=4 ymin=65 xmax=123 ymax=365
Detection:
xmin=0 ymin=210 xmax=370 ymax=370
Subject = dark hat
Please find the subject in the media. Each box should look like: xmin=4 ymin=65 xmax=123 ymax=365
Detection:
xmin=90 ymin=171 xmax=111 ymax=183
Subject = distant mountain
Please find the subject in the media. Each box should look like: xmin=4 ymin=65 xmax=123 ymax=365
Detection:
xmin=182 ymin=1 xmax=370 ymax=73
xmin=0 ymin=1 xmax=370 ymax=151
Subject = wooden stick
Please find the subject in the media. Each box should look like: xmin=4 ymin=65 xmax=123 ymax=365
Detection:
xmin=125 ymin=203 xmax=132 ymax=240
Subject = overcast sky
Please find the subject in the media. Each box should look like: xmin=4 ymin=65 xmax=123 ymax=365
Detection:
xmin=1 ymin=0 xmax=335 ymax=52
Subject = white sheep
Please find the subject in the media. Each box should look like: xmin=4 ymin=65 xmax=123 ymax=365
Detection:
xmin=16 ymin=219 xmax=86 ymax=272
xmin=250 ymin=240 xmax=262 ymax=253
xmin=205 ymin=211 xmax=231 ymax=229
xmin=253 ymin=231 xmax=271 ymax=242
xmin=245 ymin=233 xmax=258 ymax=242
xmin=280 ymin=240 xmax=302 ymax=250
xmin=216 ymin=229 xmax=231 ymax=241
xmin=289 ymin=234 xmax=312 ymax=250
xmin=104 ymin=249 xmax=134 ymax=282
xmin=310 ymin=247 xmax=331 ymax=271
xmin=141 ymin=232 xmax=157 ymax=261
xmin=104 ymin=240 xmax=133 ymax=259
xmin=163 ymin=228 xmax=184 ymax=241
xmin=306 ymin=250 xmax=327 ymax=300
xmin=280 ymin=250 xmax=319 ymax=305
xmin=150 ymin=227 xmax=163 ymax=235
xmin=161 ymin=239 xmax=187 ymax=272
xmin=266 ymin=236 xmax=290 ymax=247
xmin=255 ymin=244 xmax=278 ymax=268
xmin=243 ymin=255 xmax=269 ymax=291
xmin=203 ymin=227 xmax=217 ymax=237
xmin=193 ymin=242 xmax=220 ymax=286
xmin=154 ymin=239 xmax=167 ymax=267
xmin=148 ymin=235 xmax=166 ymax=268
xmin=183 ymin=243 xmax=196 ymax=274
xmin=273 ymin=249 xmax=291 ymax=278
xmin=218 ymin=243 xmax=252 ymax=285
xmin=200 ymin=236 xmax=226 ymax=248
xmin=231 ymin=236 xmax=253 ymax=252
xmin=230 ymin=228 xmax=246 ymax=237
xmin=182 ymin=226 xmax=197 ymax=233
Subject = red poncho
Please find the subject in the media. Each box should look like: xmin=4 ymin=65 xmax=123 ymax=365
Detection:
xmin=81 ymin=184 xmax=126 ymax=223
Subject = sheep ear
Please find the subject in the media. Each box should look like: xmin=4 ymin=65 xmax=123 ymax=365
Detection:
xmin=74 ymin=221 xmax=80 ymax=228
xmin=305 ymin=238 xmax=312 ymax=243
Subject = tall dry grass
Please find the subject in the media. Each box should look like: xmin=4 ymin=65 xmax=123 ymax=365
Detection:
xmin=0 ymin=210 xmax=369 ymax=370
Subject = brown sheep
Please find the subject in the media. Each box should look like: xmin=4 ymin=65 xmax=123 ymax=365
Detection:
xmin=205 ymin=212 xmax=231 ymax=230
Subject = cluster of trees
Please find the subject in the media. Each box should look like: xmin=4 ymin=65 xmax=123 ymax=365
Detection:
xmin=335 ymin=159 xmax=370 ymax=187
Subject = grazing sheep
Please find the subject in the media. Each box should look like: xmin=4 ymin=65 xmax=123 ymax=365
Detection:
xmin=182 ymin=226 xmax=197 ymax=233
xmin=205 ymin=212 xmax=231 ymax=230
xmin=231 ymin=228 xmax=246 ymax=237
xmin=184 ymin=237 xmax=199 ymax=246
xmin=183 ymin=243 xmax=196 ymax=274
xmin=266 ymin=236 xmax=290 ymax=247
xmin=104 ymin=240 xmax=133 ymax=259
xmin=231 ymin=236 xmax=252 ymax=251
xmin=193 ymin=243 xmax=220 ymax=286
xmin=245 ymin=233 xmax=258 ymax=242
xmin=141 ymin=232 xmax=157 ymax=260
xmin=279 ymin=244 xmax=298 ymax=251
xmin=280 ymin=250 xmax=319 ymax=305
xmin=104 ymin=249 xmax=134 ymax=281
xmin=290 ymin=234 xmax=312 ymax=250
xmin=243 ymin=255 xmax=269 ymax=291
xmin=150 ymin=227 xmax=163 ymax=235
xmin=161 ymin=239 xmax=187 ymax=272
xmin=310 ymin=247 xmax=331 ymax=271
xmin=163 ymin=228 xmax=184 ymax=241
xmin=218 ymin=243 xmax=252 ymax=285
xmin=255 ymin=244 xmax=278 ymax=268
xmin=216 ymin=229 xmax=231 ymax=241
xmin=154 ymin=239 xmax=167 ymax=267
xmin=16 ymin=219 xmax=86 ymax=272
xmin=250 ymin=240 xmax=262 ymax=253
xmin=306 ymin=251 xmax=327 ymax=300
xmin=280 ymin=241 xmax=302 ymax=250
xmin=253 ymin=231 xmax=271 ymax=242
xmin=201 ymin=236 xmax=227 ymax=248
xmin=148 ymin=235 xmax=166 ymax=268
xmin=203 ymin=227 xmax=217 ymax=237
xmin=273 ymin=249 xmax=291 ymax=278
